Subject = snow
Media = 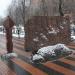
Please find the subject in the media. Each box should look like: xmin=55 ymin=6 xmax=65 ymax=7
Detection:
xmin=40 ymin=33 xmax=48 ymax=40
xmin=63 ymin=21 xmax=66 ymax=24
xmin=0 ymin=25 xmax=25 ymax=38
xmin=32 ymin=54 xmax=44 ymax=61
xmin=0 ymin=32 xmax=5 ymax=34
xmin=33 ymin=37 xmax=39 ymax=42
xmin=40 ymin=43 xmax=44 ymax=46
xmin=48 ymin=28 xmax=58 ymax=34
xmin=2 ymin=53 xmax=18 ymax=59
xmin=12 ymin=33 xmax=25 ymax=38
xmin=0 ymin=32 xmax=25 ymax=38
xmin=37 ymin=45 xmax=56 ymax=56
xmin=71 ymin=36 xmax=75 ymax=39
xmin=37 ymin=44 xmax=71 ymax=56
xmin=60 ymin=26 xmax=64 ymax=29
xmin=70 ymin=23 xmax=75 ymax=28
xmin=48 ymin=30 xmax=57 ymax=34
xmin=32 ymin=43 xmax=72 ymax=62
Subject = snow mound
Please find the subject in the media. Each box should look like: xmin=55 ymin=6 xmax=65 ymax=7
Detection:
xmin=2 ymin=53 xmax=18 ymax=59
xmin=32 ymin=43 xmax=72 ymax=62
xmin=32 ymin=54 xmax=44 ymax=62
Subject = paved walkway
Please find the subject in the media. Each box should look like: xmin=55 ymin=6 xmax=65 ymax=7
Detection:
xmin=0 ymin=35 xmax=75 ymax=75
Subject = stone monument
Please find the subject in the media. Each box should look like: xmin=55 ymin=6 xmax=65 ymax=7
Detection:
xmin=3 ymin=16 xmax=14 ymax=53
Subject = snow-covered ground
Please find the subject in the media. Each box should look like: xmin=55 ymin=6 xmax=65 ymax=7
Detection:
xmin=0 ymin=32 xmax=4 ymax=35
xmin=0 ymin=25 xmax=25 ymax=38
xmin=12 ymin=33 xmax=25 ymax=38
xmin=71 ymin=36 xmax=75 ymax=39
xmin=0 ymin=32 xmax=25 ymax=38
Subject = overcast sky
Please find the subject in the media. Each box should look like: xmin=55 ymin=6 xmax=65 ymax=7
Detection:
xmin=0 ymin=0 xmax=12 ymax=18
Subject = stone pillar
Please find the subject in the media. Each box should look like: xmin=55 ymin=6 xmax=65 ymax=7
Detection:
xmin=3 ymin=16 xmax=14 ymax=53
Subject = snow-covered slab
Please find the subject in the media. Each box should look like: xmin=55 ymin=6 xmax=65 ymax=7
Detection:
xmin=37 ymin=43 xmax=71 ymax=56
xmin=32 ymin=54 xmax=44 ymax=61
xmin=32 ymin=43 xmax=72 ymax=63
xmin=2 ymin=52 xmax=18 ymax=59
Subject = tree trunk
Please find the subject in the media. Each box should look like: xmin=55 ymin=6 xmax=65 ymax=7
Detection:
xmin=59 ymin=0 xmax=64 ymax=16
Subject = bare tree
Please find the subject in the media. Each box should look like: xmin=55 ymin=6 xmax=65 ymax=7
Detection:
xmin=59 ymin=0 xmax=64 ymax=16
xmin=0 ymin=17 xmax=3 ymax=25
